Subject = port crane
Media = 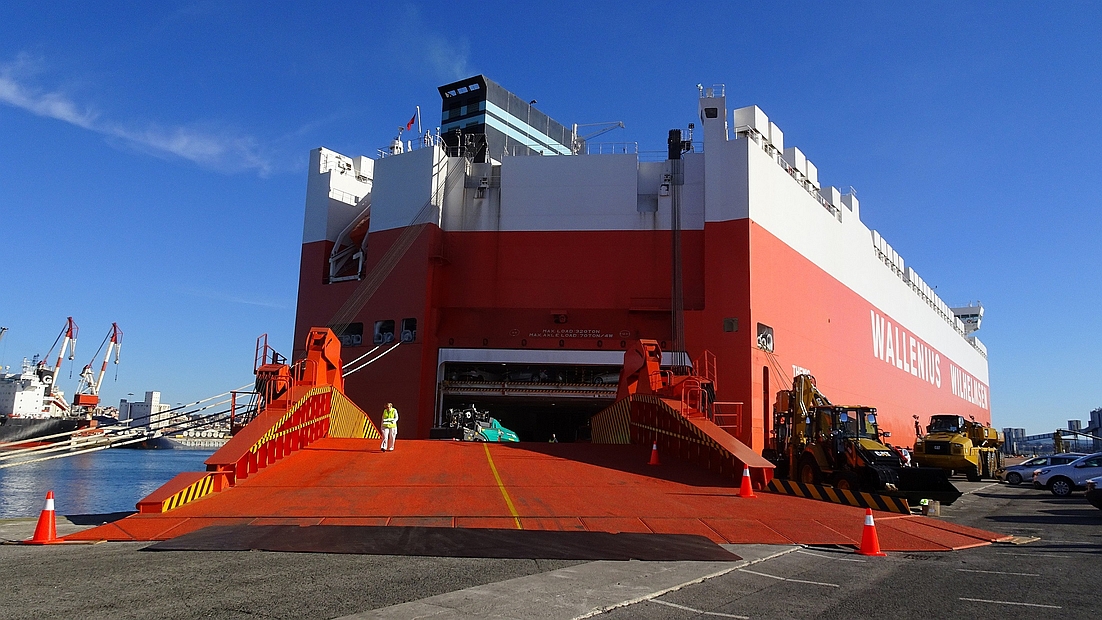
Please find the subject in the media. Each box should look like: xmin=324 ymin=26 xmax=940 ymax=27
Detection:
xmin=73 ymin=323 xmax=123 ymax=411
xmin=43 ymin=317 xmax=79 ymax=389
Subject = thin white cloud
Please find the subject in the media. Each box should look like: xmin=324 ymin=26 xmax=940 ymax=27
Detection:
xmin=180 ymin=288 xmax=288 ymax=310
xmin=397 ymin=5 xmax=472 ymax=81
xmin=423 ymin=32 xmax=472 ymax=81
xmin=0 ymin=55 xmax=274 ymax=175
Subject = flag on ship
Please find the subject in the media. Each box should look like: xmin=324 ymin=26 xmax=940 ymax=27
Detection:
xmin=405 ymin=112 xmax=416 ymax=131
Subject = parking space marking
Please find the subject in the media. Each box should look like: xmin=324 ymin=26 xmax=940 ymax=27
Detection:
xmin=652 ymin=599 xmax=749 ymax=619
xmin=796 ymin=549 xmax=867 ymax=562
xmin=956 ymin=568 xmax=1039 ymax=577
xmin=959 ymin=597 xmax=1061 ymax=609
xmin=962 ymin=482 xmax=1000 ymax=494
xmin=738 ymin=568 xmax=839 ymax=588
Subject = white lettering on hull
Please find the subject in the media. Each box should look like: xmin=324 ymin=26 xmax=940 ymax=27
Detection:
xmin=870 ymin=310 xmax=941 ymax=388
xmin=869 ymin=309 xmax=987 ymax=410
xmin=950 ymin=364 xmax=989 ymax=409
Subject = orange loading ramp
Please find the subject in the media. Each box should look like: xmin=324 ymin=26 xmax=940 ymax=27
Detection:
xmin=67 ymin=331 xmax=1005 ymax=552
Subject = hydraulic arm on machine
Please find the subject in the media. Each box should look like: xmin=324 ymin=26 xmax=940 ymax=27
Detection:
xmin=766 ymin=374 xmax=962 ymax=506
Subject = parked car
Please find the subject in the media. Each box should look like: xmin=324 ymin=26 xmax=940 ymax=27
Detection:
xmin=997 ymin=453 xmax=1086 ymax=485
xmin=1032 ymin=452 xmax=1102 ymax=497
xmin=1085 ymin=476 xmax=1102 ymax=510
xmin=592 ymin=371 xmax=621 ymax=384
xmin=504 ymin=368 xmax=546 ymax=382
xmin=449 ymin=368 xmax=501 ymax=382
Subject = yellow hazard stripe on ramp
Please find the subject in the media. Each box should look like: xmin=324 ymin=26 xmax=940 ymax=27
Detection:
xmin=162 ymin=474 xmax=216 ymax=512
xmin=251 ymin=386 xmax=330 ymax=453
xmin=767 ymin=479 xmax=910 ymax=514
xmin=483 ymin=443 xmax=522 ymax=529
xmin=590 ymin=398 xmax=631 ymax=444
xmin=328 ymin=389 xmax=381 ymax=439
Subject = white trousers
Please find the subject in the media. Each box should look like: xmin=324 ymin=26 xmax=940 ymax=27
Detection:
xmin=381 ymin=427 xmax=397 ymax=451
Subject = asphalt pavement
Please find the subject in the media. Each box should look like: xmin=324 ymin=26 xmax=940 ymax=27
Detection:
xmin=1 ymin=478 xmax=1098 ymax=619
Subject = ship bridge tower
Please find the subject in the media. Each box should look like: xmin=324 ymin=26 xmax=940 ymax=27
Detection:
xmin=438 ymin=75 xmax=574 ymax=162
xmin=698 ymin=84 xmax=729 ymax=145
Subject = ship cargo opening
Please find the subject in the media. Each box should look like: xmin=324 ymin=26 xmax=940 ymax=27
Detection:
xmin=438 ymin=361 xmax=620 ymax=442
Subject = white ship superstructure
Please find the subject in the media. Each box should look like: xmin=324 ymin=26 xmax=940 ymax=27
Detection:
xmin=292 ymin=76 xmax=991 ymax=449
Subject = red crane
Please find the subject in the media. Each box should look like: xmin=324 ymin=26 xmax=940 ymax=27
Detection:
xmin=73 ymin=323 xmax=123 ymax=411
xmin=42 ymin=317 xmax=79 ymax=391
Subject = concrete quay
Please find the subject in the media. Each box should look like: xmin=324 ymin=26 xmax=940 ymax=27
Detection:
xmin=1 ymin=480 xmax=1099 ymax=620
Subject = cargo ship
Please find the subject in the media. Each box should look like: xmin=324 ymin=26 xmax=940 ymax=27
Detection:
xmin=0 ymin=357 xmax=82 ymax=444
xmin=292 ymin=76 xmax=990 ymax=453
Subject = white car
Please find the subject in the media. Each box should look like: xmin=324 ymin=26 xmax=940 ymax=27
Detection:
xmin=997 ymin=453 xmax=1085 ymax=485
xmin=1032 ymin=452 xmax=1102 ymax=497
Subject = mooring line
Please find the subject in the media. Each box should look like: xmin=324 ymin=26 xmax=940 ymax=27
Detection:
xmin=483 ymin=443 xmax=522 ymax=529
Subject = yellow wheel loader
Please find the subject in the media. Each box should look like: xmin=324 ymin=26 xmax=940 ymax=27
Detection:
xmin=764 ymin=375 xmax=962 ymax=505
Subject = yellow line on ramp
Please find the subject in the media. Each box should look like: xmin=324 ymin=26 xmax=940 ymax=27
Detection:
xmin=483 ymin=443 xmax=522 ymax=529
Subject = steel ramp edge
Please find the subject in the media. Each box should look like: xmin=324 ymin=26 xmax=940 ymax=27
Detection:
xmin=766 ymin=478 xmax=911 ymax=514
xmin=624 ymin=395 xmax=775 ymax=487
xmin=129 ymin=383 xmax=379 ymax=516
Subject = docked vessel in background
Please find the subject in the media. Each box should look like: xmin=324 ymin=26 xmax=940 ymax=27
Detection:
xmin=0 ymin=356 xmax=83 ymax=444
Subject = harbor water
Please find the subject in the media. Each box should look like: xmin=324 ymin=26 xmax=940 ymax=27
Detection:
xmin=0 ymin=448 xmax=214 ymax=518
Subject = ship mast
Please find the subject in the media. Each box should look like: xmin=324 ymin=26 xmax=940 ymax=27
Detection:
xmin=668 ymin=128 xmax=689 ymax=372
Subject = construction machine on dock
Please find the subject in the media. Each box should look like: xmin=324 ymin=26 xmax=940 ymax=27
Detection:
xmin=913 ymin=414 xmax=1003 ymax=481
xmin=765 ymin=374 xmax=962 ymax=506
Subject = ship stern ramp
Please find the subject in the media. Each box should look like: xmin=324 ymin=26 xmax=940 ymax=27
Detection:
xmin=63 ymin=331 xmax=1005 ymax=553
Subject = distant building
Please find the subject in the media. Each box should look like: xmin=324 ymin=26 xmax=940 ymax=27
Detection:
xmin=1088 ymin=407 xmax=1102 ymax=451
xmin=119 ymin=391 xmax=172 ymax=431
xmin=1069 ymin=419 xmax=1082 ymax=431
xmin=1002 ymin=427 xmax=1026 ymax=455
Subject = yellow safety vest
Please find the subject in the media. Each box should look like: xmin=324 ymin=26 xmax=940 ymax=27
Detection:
xmin=382 ymin=407 xmax=398 ymax=429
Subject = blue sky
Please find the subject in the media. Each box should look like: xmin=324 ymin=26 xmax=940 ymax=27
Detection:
xmin=0 ymin=1 xmax=1098 ymax=433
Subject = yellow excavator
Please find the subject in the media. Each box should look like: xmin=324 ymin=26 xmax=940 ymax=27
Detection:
xmin=765 ymin=374 xmax=962 ymax=505
xmin=913 ymin=414 xmax=1003 ymax=481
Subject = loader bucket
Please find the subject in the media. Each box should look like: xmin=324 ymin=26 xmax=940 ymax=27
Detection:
xmin=897 ymin=467 xmax=963 ymax=506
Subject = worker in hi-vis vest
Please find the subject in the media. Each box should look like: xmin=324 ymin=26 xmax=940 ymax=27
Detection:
xmin=381 ymin=403 xmax=399 ymax=451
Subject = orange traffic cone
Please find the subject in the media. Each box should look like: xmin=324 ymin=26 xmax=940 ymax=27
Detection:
xmin=856 ymin=507 xmax=886 ymax=556
xmin=738 ymin=465 xmax=756 ymax=498
xmin=25 ymin=491 xmax=60 ymax=545
xmin=647 ymin=441 xmax=660 ymax=466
